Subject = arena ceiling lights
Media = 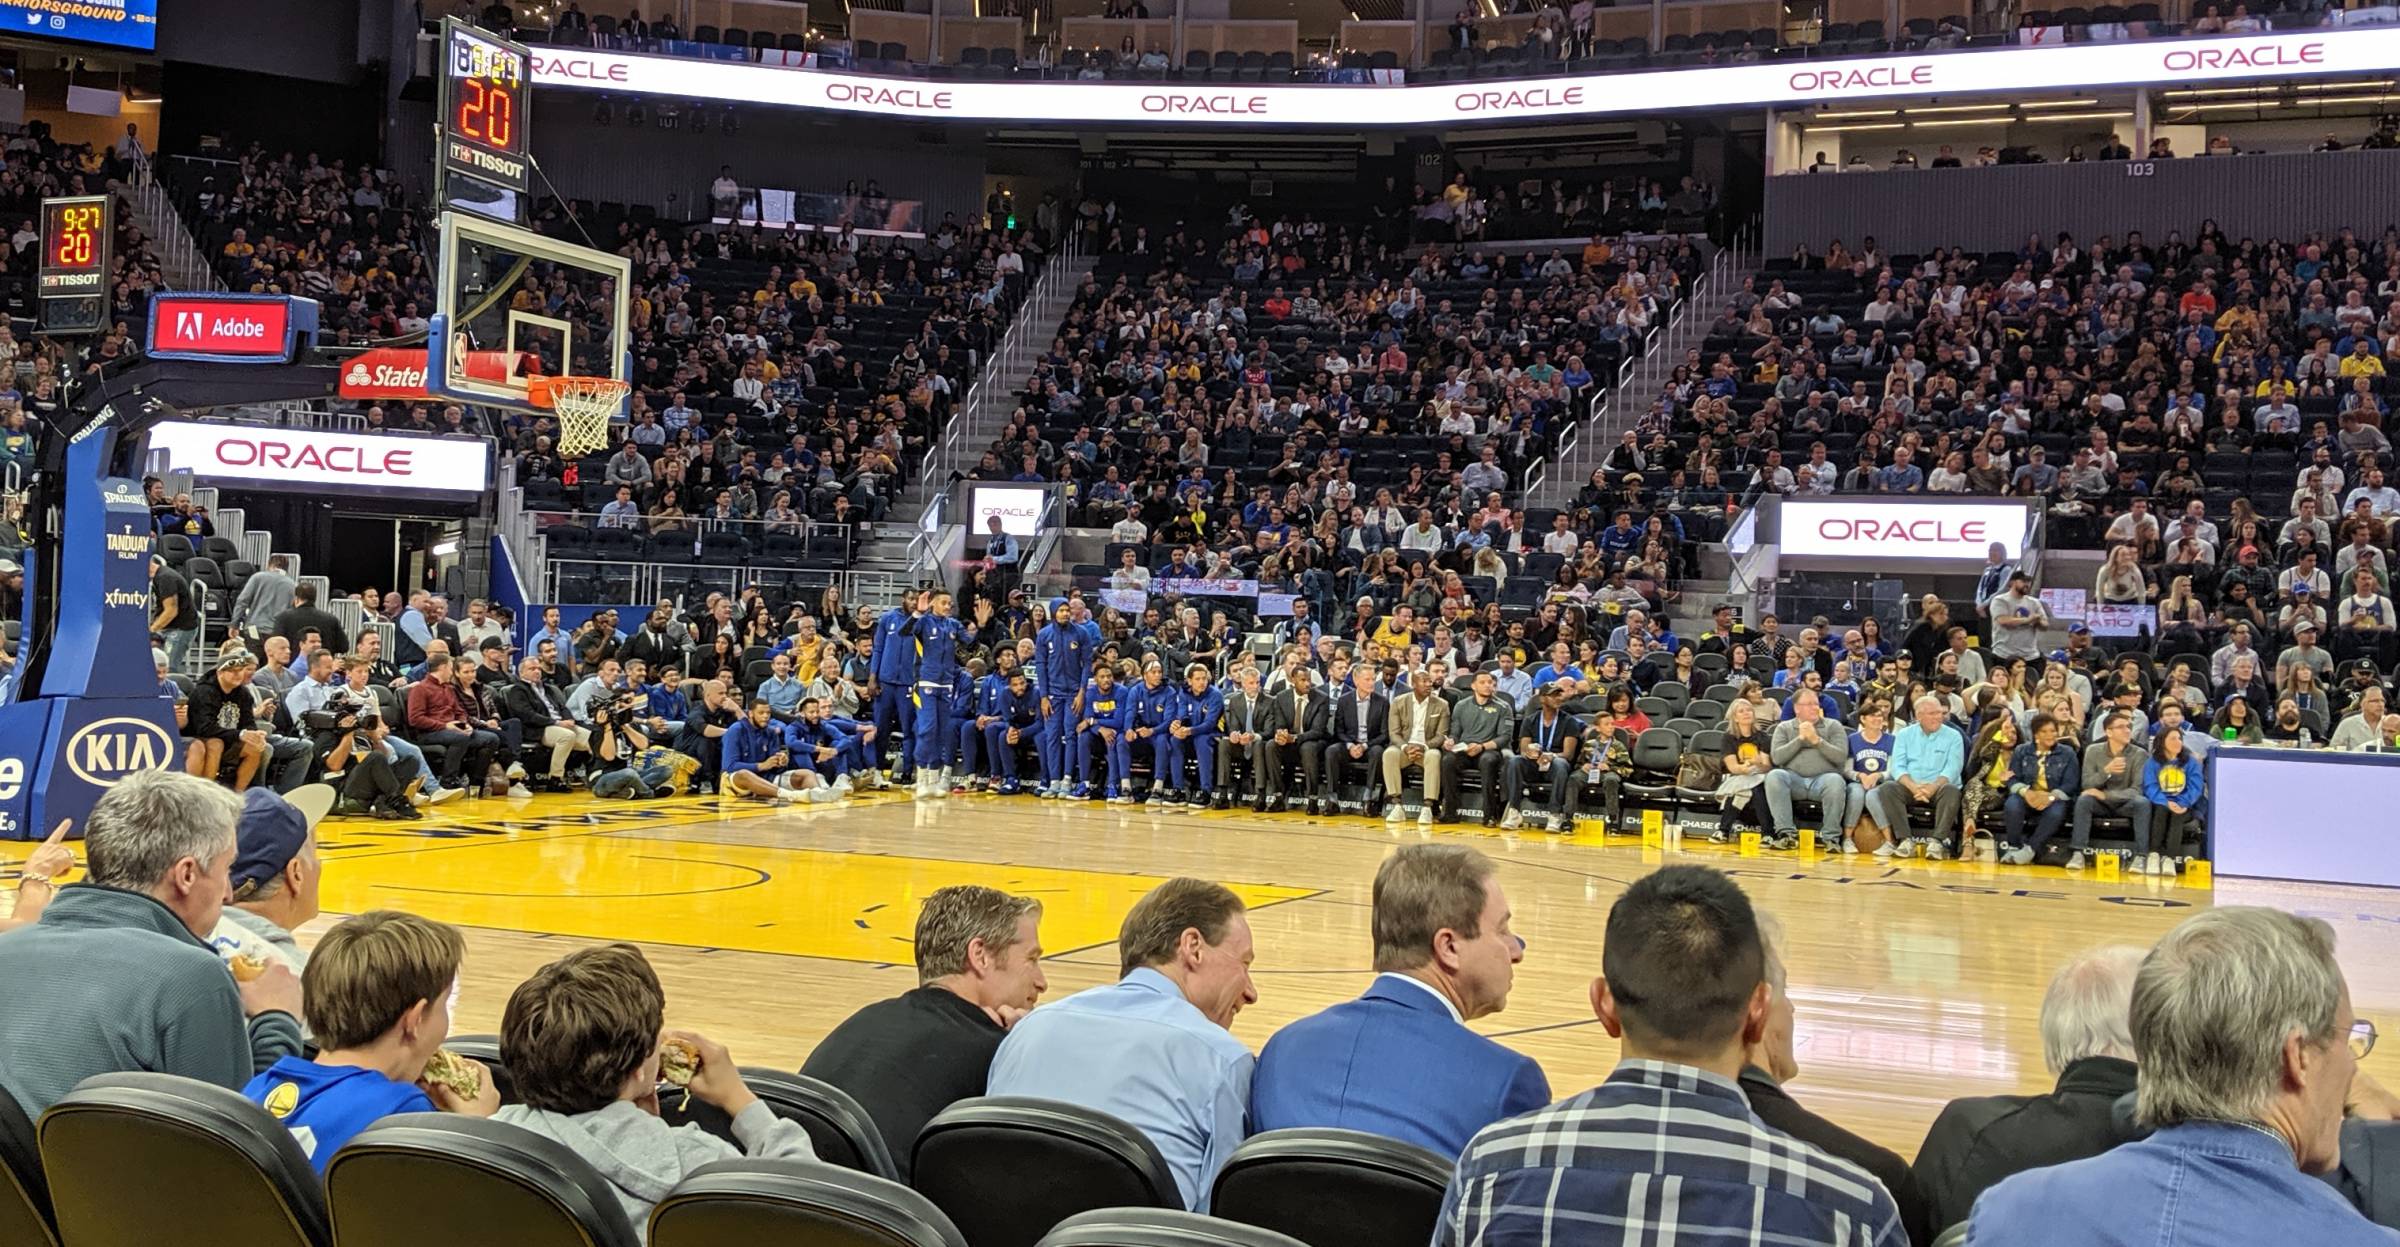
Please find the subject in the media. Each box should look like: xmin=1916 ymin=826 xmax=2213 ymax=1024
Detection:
xmin=530 ymin=26 xmax=2400 ymax=128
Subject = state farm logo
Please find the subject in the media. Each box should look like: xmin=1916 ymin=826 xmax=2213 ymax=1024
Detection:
xmin=1788 ymin=63 xmax=1934 ymax=93
xmin=2162 ymin=40 xmax=2321 ymax=71
xmin=65 ymin=717 xmax=174 ymax=787
xmin=344 ymin=360 xmax=426 ymax=389
xmin=826 ymin=81 xmax=952 ymax=111
xmin=212 ymin=436 xmax=419 ymax=477
xmin=1141 ymin=93 xmax=1268 ymax=115
xmin=1452 ymin=86 xmax=1583 ymax=113
xmin=533 ymin=54 xmax=629 ymax=82
xmin=1815 ymin=517 xmax=1986 ymax=545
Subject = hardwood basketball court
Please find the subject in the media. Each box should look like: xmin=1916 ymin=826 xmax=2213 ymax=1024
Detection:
xmin=8 ymin=792 xmax=2397 ymax=1156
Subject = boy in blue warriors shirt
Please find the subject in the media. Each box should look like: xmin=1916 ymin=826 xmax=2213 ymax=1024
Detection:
xmin=1077 ymin=662 xmax=1133 ymax=801
xmin=245 ymin=910 xmax=498 ymax=1171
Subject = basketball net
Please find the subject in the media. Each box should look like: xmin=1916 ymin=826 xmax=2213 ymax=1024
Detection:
xmin=531 ymin=375 xmax=629 ymax=457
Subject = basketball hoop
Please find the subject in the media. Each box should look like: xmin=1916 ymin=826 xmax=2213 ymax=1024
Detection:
xmin=531 ymin=375 xmax=628 ymax=457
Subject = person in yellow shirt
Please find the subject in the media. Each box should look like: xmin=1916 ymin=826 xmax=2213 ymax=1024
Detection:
xmin=787 ymin=274 xmax=817 ymax=301
xmin=2341 ymin=339 xmax=2387 ymax=377
xmin=1581 ymin=236 xmax=1612 ymax=268
xmin=1371 ymin=605 xmax=1419 ymax=652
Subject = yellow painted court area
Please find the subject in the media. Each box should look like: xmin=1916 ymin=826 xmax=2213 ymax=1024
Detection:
xmin=314 ymin=799 xmax=1321 ymax=964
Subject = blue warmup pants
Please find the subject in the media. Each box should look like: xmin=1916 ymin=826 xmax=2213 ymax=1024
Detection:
xmin=1158 ymin=732 xmax=1216 ymax=792
xmin=1039 ymin=697 xmax=1076 ymax=784
xmin=984 ymin=725 xmax=1038 ymax=782
xmin=1082 ymin=728 xmax=1129 ymax=794
xmin=872 ymin=684 xmax=914 ymax=776
xmin=911 ymin=684 xmax=955 ymax=772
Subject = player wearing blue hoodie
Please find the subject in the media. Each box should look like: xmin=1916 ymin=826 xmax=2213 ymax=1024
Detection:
xmin=1076 ymin=663 xmax=1133 ymax=801
xmin=1159 ymin=664 xmax=1224 ymax=808
xmin=1033 ymin=597 xmax=1093 ymax=798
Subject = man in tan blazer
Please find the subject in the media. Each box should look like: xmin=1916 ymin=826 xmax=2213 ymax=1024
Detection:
xmin=1383 ymin=667 xmax=1450 ymax=827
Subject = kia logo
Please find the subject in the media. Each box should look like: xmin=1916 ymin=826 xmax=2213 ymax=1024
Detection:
xmin=1787 ymin=64 xmax=1934 ymax=92
xmin=1452 ymin=86 xmax=1584 ymax=113
xmin=2161 ymin=41 xmax=2321 ymax=71
xmin=212 ymin=437 xmax=418 ymax=476
xmin=65 ymin=717 xmax=174 ymax=786
xmin=1815 ymin=517 xmax=1987 ymax=544
xmin=534 ymin=54 xmax=629 ymax=81
xmin=825 ymin=81 xmax=952 ymax=110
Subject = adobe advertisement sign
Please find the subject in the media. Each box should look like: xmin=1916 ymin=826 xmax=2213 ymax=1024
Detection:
xmin=1780 ymin=498 xmax=2032 ymax=564
xmin=530 ymin=27 xmax=2386 ymax=128
xmin=143 ymin=421 xmax=492 ymax=500
xmin=145 ymin=293 xmax=319 ymax=364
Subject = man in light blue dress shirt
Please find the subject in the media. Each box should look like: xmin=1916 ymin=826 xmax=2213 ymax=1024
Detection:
xmin=1971 ymin=906 xmax=2397 ymax=1245
xmin=987 ymin=878 xmax=1258 ymax=1211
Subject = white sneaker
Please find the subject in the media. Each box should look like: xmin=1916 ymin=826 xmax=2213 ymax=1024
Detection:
xmin=2065 ymin=850 xmax=2087 ymax=870
xmin=773 ymin=787 xmax=805 ymax=804
xmin=1926 ymin=841 xmax=1951 ymax=861
xmin=1549 ymin=814 xmax=1568 ymax=832
xmin=931 ymin=769 xmax=952 ymax=799
xmin=506 ymin=761 xmax=528 ymax=781
xmin=805 ymin=784 xmax=842 ymax=803
xmin=1417 ymin=807 xmax=1435 ymax=828
xmin=1499 ymin=808 xmax=1524 ymax=830
xmin=1385 ymin=802 xmax=1406 ymax=824
xmin=1871 ymin=839 xmax=1895 ymax=859
xmin=1839 ymin=837 xmax=1857 ymax=855
xmin=834 ymin=773 xmax=855 ymax=793
xmin=507 ymin=783 xmax=533 ymax=798
xmin=428 ymin=786 xmax=461 ymax=805
xmin=2148 ymin=852 xmax=2167 ymax=875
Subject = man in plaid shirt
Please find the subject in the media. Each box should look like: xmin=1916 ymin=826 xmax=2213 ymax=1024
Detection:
xmin=1437 ymin=865 xmax=1907 ymax=1246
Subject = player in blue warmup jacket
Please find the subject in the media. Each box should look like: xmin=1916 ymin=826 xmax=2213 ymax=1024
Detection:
xmin=1076 ymin=663 xmax=1133 ymax=801
xmin=867 ymin=589 xmax=922 ymax=781
xmin=1160 ymin=663 xmax=1224 ymax=808
xmin=781 ymin=698 xmax=861 ymax=792
xmin=982 ymin=670 xmax=1042 ymax=793
xmin=1128 ymin=660 xmax=1177 ymax=800
xmin=1033 ymin=597 xmax=1093 ymax=798
xmin=904 ymin=589 xmax=974 ymax=797
xmin=943 ymin=663 xmax=981 ymax=792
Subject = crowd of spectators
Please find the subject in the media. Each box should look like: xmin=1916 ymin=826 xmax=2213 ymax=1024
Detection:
xmin=960 ymin=199 xmax=1698 ymax=628
xmin=6 ymin=776 xmax=2397 ymax=1245
xmin=1801 ymin=121 xmax=2400 ymax=174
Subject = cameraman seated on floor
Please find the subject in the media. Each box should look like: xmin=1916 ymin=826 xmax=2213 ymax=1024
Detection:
xmin=586 ymin=686 xmax=699 ymax=799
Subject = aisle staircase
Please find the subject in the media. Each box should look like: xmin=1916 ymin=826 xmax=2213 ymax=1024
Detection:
xmin=122 ymin=153 xmax=220 ymax=294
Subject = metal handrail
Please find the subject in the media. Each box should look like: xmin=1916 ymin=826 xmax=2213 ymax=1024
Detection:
xmin=124 ymin=149 xmax=221 ymax=292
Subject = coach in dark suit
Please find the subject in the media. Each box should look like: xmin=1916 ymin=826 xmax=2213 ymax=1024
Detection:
xmin=1250 ymin=844 xmax=1546 ymax=1158
xmin=1213 ymin=668 xmax=1271 ymax=810
xmin=1260 ymin=665 xmax=1331 ymax=814
xmin=1911 ymin=944 xmax=2145 ymax=1234
xmin=1324 ymin=666 xmax=1389 ymax=811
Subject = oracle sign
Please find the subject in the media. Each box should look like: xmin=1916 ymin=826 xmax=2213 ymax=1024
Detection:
xmin=146 ymin=293 xmax=317 ymax=363
xmin=144 ymin=421 xmax=492 ymax=499
xmin=1781 ymin=499 xmax=2029 ymax=562
xmin=969 ymin=483 xmax=1048 ymax=537
xmin=527 ymin=26 xmax=2400 ymax=127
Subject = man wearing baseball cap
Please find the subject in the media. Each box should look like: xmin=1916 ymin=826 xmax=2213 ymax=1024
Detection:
xmin=208 ymin=785 xmax=335 ymax=977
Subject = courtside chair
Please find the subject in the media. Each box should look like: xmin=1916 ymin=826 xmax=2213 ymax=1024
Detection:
xmin=39 ymin=1072 xmax=330 ymax=1247
xmin=913 ymin=1097 xmax=1180 ymax=1247
xmin=659 ymin=1070 xmax=900 ymax=1179
xmin=1207 ymin=1128 xmax=1451 ymax=1247
xmin=651 ymin=1158 xmax=965 ymax=1247
xmin=327 ymin=1114 xmax=641 ymax=1247
xmin=1036 ymin=1209 xmax=1309 ymax=1246
xmin=0 ymin=1086 xmax=57 ymax=1247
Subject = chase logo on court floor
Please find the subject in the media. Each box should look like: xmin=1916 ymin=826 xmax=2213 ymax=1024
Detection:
xmin=65 ymin=718 xmax=174 ymax=785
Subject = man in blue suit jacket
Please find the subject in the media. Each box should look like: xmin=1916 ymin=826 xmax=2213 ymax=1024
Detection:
xmin=1249 ymin=843 xmax=1548 ymax=1158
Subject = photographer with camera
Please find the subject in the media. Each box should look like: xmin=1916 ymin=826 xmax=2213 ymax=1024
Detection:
xmin=587 ymin=690 xmax=670 ymax=799
xmin=503 ymin=658 xmax=591 ymax=790
xmin=311 ymin=690 xmax=424 ymax=820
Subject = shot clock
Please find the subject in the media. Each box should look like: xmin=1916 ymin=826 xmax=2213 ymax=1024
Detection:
xmin=438 ymin=18 xmax=533 ymax=221
xmin=36 ymin=194 xmax=111 ymax=336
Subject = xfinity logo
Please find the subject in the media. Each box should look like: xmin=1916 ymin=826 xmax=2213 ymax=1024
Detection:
xmin=65 ymin=718 xmax=174 ymax=787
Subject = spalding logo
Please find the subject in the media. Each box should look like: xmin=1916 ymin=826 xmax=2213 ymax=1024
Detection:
xmin=65 ymin=717 xmax=175 ymax=786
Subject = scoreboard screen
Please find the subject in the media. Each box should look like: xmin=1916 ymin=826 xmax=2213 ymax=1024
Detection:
xmin=38 ymin=196 xmax=111 ymax=296
xmin=440 ymin=20 xmax=532 ymax=200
